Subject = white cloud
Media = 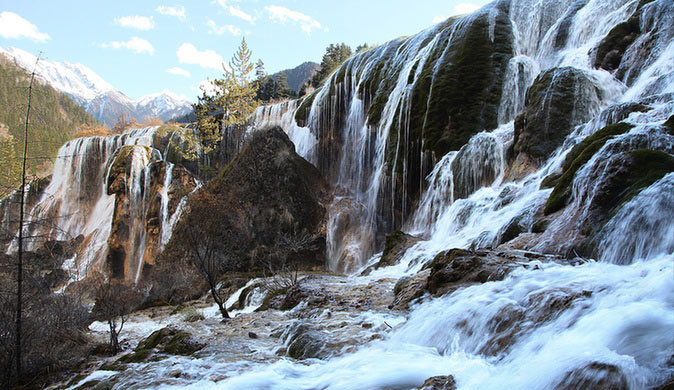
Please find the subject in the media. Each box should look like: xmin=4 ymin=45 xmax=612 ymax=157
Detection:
xmin=177 ymin=43 xmax=225 ymax=70
xmin=156 ymin=5 xmax=186 ymax=20
xmin=167 ymin=67 xmax=191 ymax=77
xmin=213 ymin=1 xmax=255 ymax=24
xmin=228 ymin=6 xmax=255 ymax=23
xmin=264 ymin=5 xmax=325 ymax=35
xmin=114 ymin=15 xmax=155 ymax=30
xmin=207 ymin=20 xmax=242 ymax=36
xmin=454 ymin=3 xmax=481 ymax=15
xmin=432 ymin=15 xmax=447 ymax=24
xmin=102 ymin=37 xmax=155 ymax=55
xmin=0 ymin=12 xmax=50 ymax=42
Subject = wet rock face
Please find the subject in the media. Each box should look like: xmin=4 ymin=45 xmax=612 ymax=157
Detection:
xmin=389 ymin=269 xmax=430 ymax=310
xmin=418 ymin=375 xmax=457 ymax=390
xmin=601 ymin=0 xmax=674 ymax=86
xmin=426 ymin=249 xmax=536 ymax=296
xmin=106 ymin=146 xmax=198 ymax=280
xmin=513 ymin=67 xmax=602 ymax=163
xmin=554 ymin=362 xmax=628 ymax=390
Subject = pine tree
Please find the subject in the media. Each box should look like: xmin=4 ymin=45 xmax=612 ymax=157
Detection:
xmin=214 ymin=37 xmax=258 ymax=127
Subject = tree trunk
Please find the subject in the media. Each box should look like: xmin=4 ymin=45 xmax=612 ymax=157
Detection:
xmin=108 ymin=319 xmax=120 ymax=354
xmin=210 ymin=287 xmax=229 ymax=319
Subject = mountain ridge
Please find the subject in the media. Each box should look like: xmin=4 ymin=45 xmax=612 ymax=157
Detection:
xmin=0 ymin=46 xmax=192 ymax=126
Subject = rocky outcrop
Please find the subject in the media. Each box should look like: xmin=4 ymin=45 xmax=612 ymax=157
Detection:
xmin=376 ymin=230 xmax=421 ymax=268
xmin=512 ymin=67 xmax=602 ymax=166
xmin=391 ymin=249 xmax=571 ymax=309
xmin=545 ymin=122 xmax=635 ymax=215
xmin=593 ymin=0 xmax=674 ymax=86
xmin=162 ymin=126 xmax=330 ymax=276
xmin=389 ymin=269 xmax=430 ymax=310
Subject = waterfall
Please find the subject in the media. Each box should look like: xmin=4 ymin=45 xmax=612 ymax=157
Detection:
xmin=3 ymin=126 xmax=194 ymax=284
xmin=155 ymin=0 xmax=674 ymax=388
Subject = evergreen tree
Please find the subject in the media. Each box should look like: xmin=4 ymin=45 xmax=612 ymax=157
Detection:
xmin=311 ymin=43 xmax=353 ymax=87
xmin=183 ymin=38 xmax=260 ymax=158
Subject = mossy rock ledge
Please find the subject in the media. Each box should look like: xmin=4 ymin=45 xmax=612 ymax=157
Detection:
xmin=513 ymin=67 xmax=602 ymax=164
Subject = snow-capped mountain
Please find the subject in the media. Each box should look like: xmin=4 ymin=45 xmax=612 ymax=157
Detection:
xmin=0 ymin=47 xmax=192 ymax=126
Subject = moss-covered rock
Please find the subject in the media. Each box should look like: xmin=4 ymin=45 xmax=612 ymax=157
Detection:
xmin=283 ymin=323 xmax=327 ymax=360
xmin=376 ymin=230 xmax=420 ymax=268
xmin=117 ymin=348 xmax=152 ymax=364
xmin=593 ymin=13 xmax=641 ymax=71
xmin=403 ymin=6 xmax=514 ymax=158
xmin=619 ymin=149 xmax=674 ymax=207
xmin=545 ymin=122 xmax=634 ymax=214
xmin=131 ymin=327 xmax=204 ymax=361
xmin=163 ymin=331 xmax=204 ymax=355
xmin=294 ymin=90 xmax=319 ymax=126
xmin=514 ymin=67 xmax=602 ymax=163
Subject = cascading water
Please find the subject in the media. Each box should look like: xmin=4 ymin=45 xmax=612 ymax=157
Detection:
xmin=215 ymin=0 xmax=674 ymax=388
xmin=3 ymin=126 xmax=194 ymax=284
xmin=62 ymin=0 xmax=674 ymax=388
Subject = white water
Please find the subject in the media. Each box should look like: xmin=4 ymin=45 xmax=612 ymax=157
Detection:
xmin=58 ymin=0 xmax=674 ymax=388
xmin=6 ymin=126 xmax=193 ymax=283
xmin=232 ymin=0 xmax=674 ymax=388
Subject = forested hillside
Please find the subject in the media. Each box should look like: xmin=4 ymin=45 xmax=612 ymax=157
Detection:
xmin=0 ymin=55 xmax=97 ymax=196
xmin=272 ymin=61 xmax=319 ymax=93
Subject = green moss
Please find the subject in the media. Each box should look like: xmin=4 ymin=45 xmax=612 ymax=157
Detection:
xmin=406 ymin=10 xmax=513 ymax=158
xmin=294 ymin=90 xmax=319 ymax=125
xmin=544 ymin=122 xmax=634 ymax=214
xmin=664 ymin=115 xmax=674 ymax=135
xmin=593 ymin=0 xmax=655 ymax=71
xmin=619 ymin=149 xmax=674 ymax=207
xmin=378 ymin=230 xmax=407 ymax=267
xmin=540 ymin=172 xmax=561 ymax=189
xmin=163 ymin=331 xmax=201 ymax=355
xmin=563 ymin=122 xmax=634 ymax=170
xmin=118 ymin=348 xmax=152 ymax=363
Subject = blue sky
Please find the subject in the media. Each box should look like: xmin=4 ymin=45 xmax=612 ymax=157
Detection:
xmin=0 ymin=0 xmax=490 ymax=101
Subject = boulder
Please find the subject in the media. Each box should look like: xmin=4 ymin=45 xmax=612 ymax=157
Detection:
xmin=390 ymin=249 xmax=567 ymax=310
xmin=131 ymin=327 xmax=204 ymax=359
xmin=418 ymin=375 xmax=457 ymax=390
xmin=554 ymin=362 xmax=628 ymax=390
xmin=426 ymin=249 xmax=542 ymax=296
xmin=282 ymin=322 xmax=327 ymax=360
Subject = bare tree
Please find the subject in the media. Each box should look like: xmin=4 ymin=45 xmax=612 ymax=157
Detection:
xmin=92 ymin=278 xmax=144 ymax=354
xmin=260 ymin=230 xmax=318 ymax=292
xmin=163 ymin=191 xmax=238 ymax=319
